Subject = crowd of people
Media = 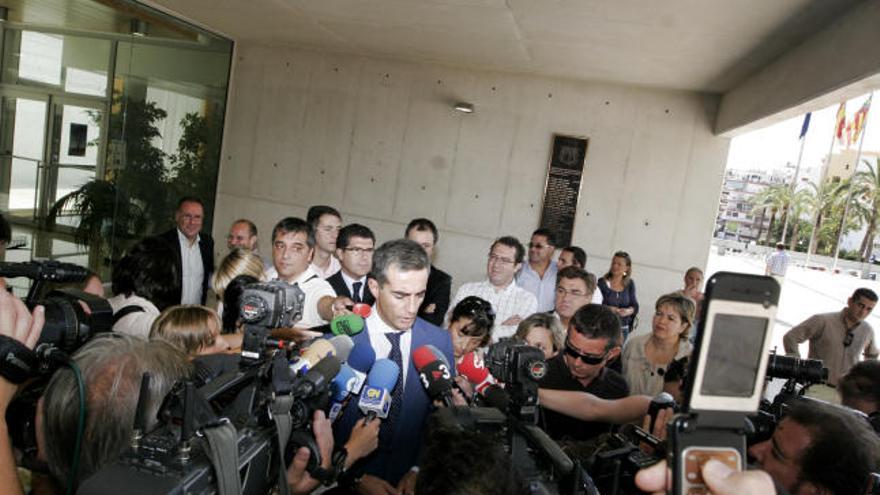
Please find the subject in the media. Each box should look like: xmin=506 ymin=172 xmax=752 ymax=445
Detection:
xmin=0 ymin=198 xmax=878 ymax=495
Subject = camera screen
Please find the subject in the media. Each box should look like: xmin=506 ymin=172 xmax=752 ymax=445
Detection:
xmin=700 ymin=314 xmax=768 ymax=397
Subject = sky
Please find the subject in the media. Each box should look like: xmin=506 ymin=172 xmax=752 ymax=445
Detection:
xmin=726 ymin=91 xmax=879 ymax=180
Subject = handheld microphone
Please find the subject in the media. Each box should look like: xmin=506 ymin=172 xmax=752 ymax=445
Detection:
xmin=328 ymin=364 xmax=358 ymax=421
xmin=352 ymin=303 xmax=372 ymax=318
xmin=290 ymin=339 xmax=336 ymax=374
xmin=647 ymin=391 xmax=676 ymax=432
xmin=293 ymin=354 xmax=341 ymax=398
xmin=358 ymin=359 xmax=400 ymax=422
xmin=328 ymin=334 xmax=354 ymax=362
xmin=346 ymin=343 xmax=376 ymax=395
xmin=457 ymin=351 xmax=497 ymax=395
xmin=412 ymin=345 xmax=455 ymax=407
xmin=330 ymin=314 xmax=365 ymax=336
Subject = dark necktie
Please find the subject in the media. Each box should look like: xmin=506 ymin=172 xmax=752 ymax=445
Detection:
xmin=352 ymin=281 xmax=362 ymax=303
xmin=381 ymin=332 xmax=404 ymax=443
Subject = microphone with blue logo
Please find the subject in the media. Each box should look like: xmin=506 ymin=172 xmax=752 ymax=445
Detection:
xmin=358 ymin=358 xmax=400 ymax=423
xmin=346 ymin=342 xmax=376 ymax=395
xmin=328 ymin=364 xmax=359 ymax=421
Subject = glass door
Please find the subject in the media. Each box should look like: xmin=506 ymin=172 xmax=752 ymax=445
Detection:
xmin=43 ymin=98 xmax=104 ymax=227
xmin=0 ymin=94 xmax=48 ymax=221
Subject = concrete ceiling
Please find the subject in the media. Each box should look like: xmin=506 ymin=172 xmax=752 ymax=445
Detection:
xmin=147 ymin=0 xmax=864 ymax=93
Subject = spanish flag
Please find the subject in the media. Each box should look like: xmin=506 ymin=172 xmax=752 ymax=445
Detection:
xmin=852 ymin=94 xmax=872 ymax=144
xmin=835 ymin=102 xmax=847 ymax=146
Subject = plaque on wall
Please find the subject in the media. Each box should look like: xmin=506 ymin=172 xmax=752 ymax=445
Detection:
xmin=539 ymin=134 xmax=588 ymax=248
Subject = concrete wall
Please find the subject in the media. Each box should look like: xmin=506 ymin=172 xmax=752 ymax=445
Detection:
xmin=212 ymin=42 xmax=731 ymax=321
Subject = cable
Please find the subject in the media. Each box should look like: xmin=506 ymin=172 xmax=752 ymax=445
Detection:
xmin=64 ymin=360 xmax=87 ymax=495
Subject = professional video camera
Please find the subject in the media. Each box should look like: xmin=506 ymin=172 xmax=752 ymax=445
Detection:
xmin=749 ymin=353 xmax=828 ymax=444
xmin=0 ymin=260 xmax=113 ymax=471
xmin=78 ymin=280 xmax=344 ymax=495
xmin=442 ymin=339 xmax=598 ymax=495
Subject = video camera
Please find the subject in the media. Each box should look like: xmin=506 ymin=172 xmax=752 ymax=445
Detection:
xmin=77 ymin=280 xmax=346 ymax=495
xmin=0 ymin=260 xmax=113 ymax=472
xmin=436 ymin=339 xmax=598 ymax=495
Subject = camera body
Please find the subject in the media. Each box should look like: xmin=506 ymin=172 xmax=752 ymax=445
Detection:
xmin=668 ymin=272 xmax=779 ymax=495
xmin=485 ymin=338 xmax=547 ymax=418
xmin=239 ymin=281 xmax=305 ymax=361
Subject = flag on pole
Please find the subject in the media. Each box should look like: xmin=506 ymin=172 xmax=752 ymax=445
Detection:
xmin=835 ymin=102 xmax=847 ymax=146
xmin=852 ymin=94 xmax=873 ymax=144
xmin=799 ymin=112 xmax=812 ymax=139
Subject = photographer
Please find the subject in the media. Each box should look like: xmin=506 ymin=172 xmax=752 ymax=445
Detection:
xmin=0 ymin=279 xmax=44 ymax=495
xmin=748 ymin=398 xmax=880 ymax=495
xmin=108 ymin=236 xmax=181 ymax=338
xmin=838 ymin=360 xmax=880 ymax=419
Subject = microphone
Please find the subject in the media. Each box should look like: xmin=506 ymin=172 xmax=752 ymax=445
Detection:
xmin=647 ymin=392 xmax=676 ymax=433
xmin=328 ymin=364 xmax=358 ymax=421
xmin=457 ymin=351 xmax=497 ymax=395
xmin=412 ymin=345 xmax=455 ymax=407
xmin=328 ymin=335 xmax=354 ymax=362
xmin=479 ymin=384 xmax=510 ymax=411
xmin=346 ymin=343 xmax=376 ymax=395
xmin=330 ymin=314 xmax=365 ymax=336
xmin=0 ymin=260 xmax=90 ymax=283
xmin=293 ymin=354 xmax=341 ymax=398
xmin=351 ymin=303 xmax=371 ymax=318
xmin=290 ymin=338 xmax=336 ymax=374
xmin=358 ymin=358 xmax=400 ymax=422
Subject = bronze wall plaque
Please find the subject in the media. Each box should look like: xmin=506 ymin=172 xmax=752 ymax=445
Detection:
xmin=539 ymin=134 xmax=588 ymax=247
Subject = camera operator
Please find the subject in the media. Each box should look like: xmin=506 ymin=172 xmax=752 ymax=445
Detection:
xmin=108 ymin=236 xmax=181 ymax=338
xmin=748 ymin=398 xmax=880 ymax=495
xmin=537 ymin=304 xmax=629 ymax=441
xmin=0 ymin=279 xmax=44 ymax=495
xmin=838 ymin=360 xmax=880 ymax=419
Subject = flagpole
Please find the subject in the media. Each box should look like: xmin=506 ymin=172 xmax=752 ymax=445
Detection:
xmin=780 ymin=116 xmax=809 ymax=244
xmin=832 ymin=99 xmax=871 ymax=272
xmin=806 ymin=107 xmax=842 ymax=267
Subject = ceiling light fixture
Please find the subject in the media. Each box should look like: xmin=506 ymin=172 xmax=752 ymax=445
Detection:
xmin=130 ymin=19 xmax=149 ymax=37
xmin=454 ymin=102 xmax=474 ymax=114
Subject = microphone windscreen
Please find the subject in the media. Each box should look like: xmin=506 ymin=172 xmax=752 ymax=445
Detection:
xmin=481 ymin=384 xmax=510 ymax=410
xmin=417 ymin=359 xmax=454 ymax=400
xmin=424 ymin=344 xmax=451 ymax=368
xmin=328 ymin=335 xmax=354 ymax=362
xmin=364 ymin=358 xmax=400 ymax=392
xmin=330 ymin=314 xmax=365 ymax=336
xmin=330 ymin=364 xmax=357 ymax=401
xmin=348 ymin=343 xmax=376 ymax=373
xmin=352 ymin=303 xmax=372 ymax=318
xmin=300 ymin=339 xmax=336 ymax=364
xmin=412 ymin=345 xmax=441 ymax=371
xmin=457 ymin=351 xmax=489 ymax=384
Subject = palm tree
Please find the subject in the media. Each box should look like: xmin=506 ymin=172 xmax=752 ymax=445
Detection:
xmin=750 ymin=184 xmax=790 ymax=245
xmin=786 ymin=188 xmax=811 ymax=251
xmin=804 ymin=178 xmax=847 ymax=256
xmin=852 ymin=158 xmax=880 ymax=261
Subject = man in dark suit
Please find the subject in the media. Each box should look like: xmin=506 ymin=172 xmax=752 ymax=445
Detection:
xmin=160 ymin=197 xmax=214 ymax=305
xmin=333 ymin=239 xmax=455 ymax=494
xmin=405 ymin=218 xmax=451 ymax=326
xmin=327 ymin=223 xmax=376 ymax=306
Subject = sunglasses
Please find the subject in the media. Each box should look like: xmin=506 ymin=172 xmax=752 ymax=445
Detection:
xmin=563 ymin=339 xmax=609 ymax=365
xmin=844 ymin=330 xmax=854 ymax=347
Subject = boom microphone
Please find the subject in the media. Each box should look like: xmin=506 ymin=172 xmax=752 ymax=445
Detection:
xmin=412 ymin=345 xmax=455 ymax=407
xmin=358 ymin=359 xmax=400 ymax=422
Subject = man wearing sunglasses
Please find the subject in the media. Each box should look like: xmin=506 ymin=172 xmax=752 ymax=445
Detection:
xmin=783 ymin=287 xmax=879 ymax=386
xmin=538 ymin=304 xmax=629 ymax=441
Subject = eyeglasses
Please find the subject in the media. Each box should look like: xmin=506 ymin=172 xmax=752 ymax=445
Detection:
xmin=556 ymin=286 xmax=589 ymax=298
xmin=488 ymin=254 xmax=516 ymax=265
xmin=342 ymin=247 xmax=374 ymax=255
xmin=844 ymin=330 xmax=854 ymax=347
xmin=563 ymin=339 xmax=609 ymax=365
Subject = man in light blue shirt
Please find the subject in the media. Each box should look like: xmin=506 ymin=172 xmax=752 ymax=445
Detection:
xmin=517 ymin=228 xmax=558 ymax=312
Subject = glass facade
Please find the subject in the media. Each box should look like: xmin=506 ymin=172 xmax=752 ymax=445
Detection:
xmin=0 ymin=0 xmax=233 ymax=284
